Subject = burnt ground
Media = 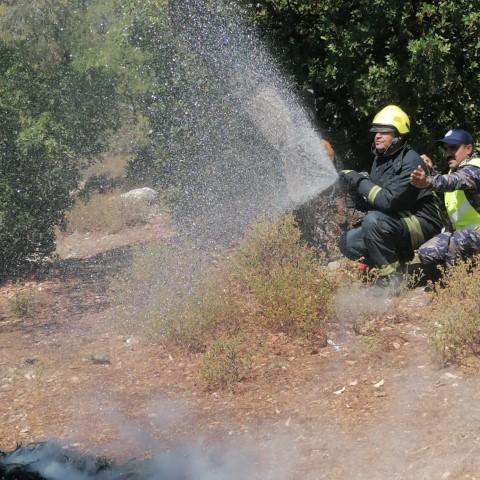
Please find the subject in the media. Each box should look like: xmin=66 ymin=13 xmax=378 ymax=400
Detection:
xmin=2 ymin=217 xmax=480 ymax=480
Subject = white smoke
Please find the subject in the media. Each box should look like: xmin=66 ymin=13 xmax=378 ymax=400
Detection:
xmin=1 ymin=435 xmax=292 ymax=480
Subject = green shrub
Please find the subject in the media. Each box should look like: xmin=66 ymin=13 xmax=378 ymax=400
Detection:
xmin=9 ymin=286 xmax=36 ymax=317
xmin=0 ymin=48 xmax=119 ymax=278
xmin=111 ymin=214 xmax=339 ymax=388
xmin=201 ymin=336 xmax=243 ymax=390
xmin=427 ymin=258 xmax=480 ymax=364
xmin=227 ymin=215 xmax=335 ymax=337
xmin=112 ymin=214 xmax=336 ymax=350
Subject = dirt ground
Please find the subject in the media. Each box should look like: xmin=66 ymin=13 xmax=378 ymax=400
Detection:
xmin=2 ymin=217 xmax=480 ymax=480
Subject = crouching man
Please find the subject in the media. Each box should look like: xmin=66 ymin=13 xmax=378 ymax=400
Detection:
xmin=410 ymin=128 xmax=480 ymax=266
xmin=338 ymin=105 xmax=443 ymax=286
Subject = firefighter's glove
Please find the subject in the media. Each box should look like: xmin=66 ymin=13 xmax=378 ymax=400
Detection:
xmin=345 ymin=192 xmax=357 ymax=209
xmin=339 ymin=170 xmax=369 ymax=189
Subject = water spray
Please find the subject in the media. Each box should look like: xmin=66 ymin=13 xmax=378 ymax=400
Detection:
xmin=161 ymin=0 xmax=337 ymax=247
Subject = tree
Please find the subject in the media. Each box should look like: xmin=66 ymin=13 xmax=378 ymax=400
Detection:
xmin=243 ymin=0 xmax=480 ymax=169
xmin=0 ymin=1 xmax=121 ymax=276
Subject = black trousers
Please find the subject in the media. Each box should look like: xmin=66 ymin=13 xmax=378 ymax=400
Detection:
xmin=339 ymin=210 xmax=413 ymax=268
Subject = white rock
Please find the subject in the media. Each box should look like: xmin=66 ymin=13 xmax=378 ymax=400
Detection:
xmin=373 ymin=379 xmax=385 ymax=388
xmin=120 ymin=187 xmax=158 ymax=205
xmin=327 ymin=261 xmax=341 ymax=270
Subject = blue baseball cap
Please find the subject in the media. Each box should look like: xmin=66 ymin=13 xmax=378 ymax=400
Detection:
xmin=437 ymin=128 xmax=474 ymax=145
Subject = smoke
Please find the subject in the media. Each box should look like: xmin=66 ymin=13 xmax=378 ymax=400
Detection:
xmin=0 ymin=440 xmax=258 ymax=480
xmin=333 ymin=284 xmax=393 ymax=343
xmin=335 ymin=285 xmax=392 ymax=319
xmin=295 ymin=368 xmax=480 ymax=480
xmin=326 ymin=284 xmax=480 ymax=479
xmin=5 ymin=394 xmax=295 ymax=480
xmin=1 ymin=427 xmax=299 ymax=480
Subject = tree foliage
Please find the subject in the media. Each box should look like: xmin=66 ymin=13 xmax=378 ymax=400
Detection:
xmin=0 ymin=0 xmax=121 ymax=276
xmin=243 ymin=0 xmax=480 ymax=168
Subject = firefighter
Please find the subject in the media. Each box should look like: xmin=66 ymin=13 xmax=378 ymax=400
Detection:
xmin=410 ymin=128 xmax=480 ymax=266
xmin=338 ymin=105 xmax=443 ymax=286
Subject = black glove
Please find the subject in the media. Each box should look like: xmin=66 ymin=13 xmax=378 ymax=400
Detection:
xmin=339 ymin=170 xmax=369 ymax=189
xmin=346 ymin=192 xmax=369 ymax=211
xmin=345 ymin=192 xmax=357 ymax=209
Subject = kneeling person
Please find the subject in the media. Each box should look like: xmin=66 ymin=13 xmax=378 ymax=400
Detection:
xmin=339 ymin=105 xmax=443 ymax=284
xmin=410 ymin=128 xmax=480 ymax=266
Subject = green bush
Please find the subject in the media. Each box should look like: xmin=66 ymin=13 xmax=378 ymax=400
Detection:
xmin=112 ymin=214 xmax=335 ymax=351
xmin=111 ymin=214 xmax=338 ymax=388
xmin=201 ymin=336 xmax=243 ymax=390
xmin=9 ymin=286 xmax=36 ymax=318
xmin=0 ymin=3 xmax=120 ymax=277
xmin=227 ymin=215 xmax=335 ymax=337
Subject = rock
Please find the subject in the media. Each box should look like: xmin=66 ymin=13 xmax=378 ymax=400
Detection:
xmin=91 ymin=354 xmax=111 ymax=365
xmin=327 ymin=261 xmax=341 ymax=271
xmin=125 ymin=336 xmax=139 ymax=346
xmin=120 ymin=187 xmax=158 ymax=205
xmin=327 ymin=339 xmax=342 ymax=351
xmin=441 ymin=372 xmax=462 ymax=380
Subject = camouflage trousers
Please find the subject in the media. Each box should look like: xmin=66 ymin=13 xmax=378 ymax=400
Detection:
xmin=417 ymin=228 xmax=480 ymax=266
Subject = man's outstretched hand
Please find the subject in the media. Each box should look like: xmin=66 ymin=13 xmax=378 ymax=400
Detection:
xmin=410 ymin=165 xmax=429 ymax=188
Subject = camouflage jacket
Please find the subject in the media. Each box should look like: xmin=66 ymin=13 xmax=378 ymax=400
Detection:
xmin=427 ymin=158 xmax=480 ymax=213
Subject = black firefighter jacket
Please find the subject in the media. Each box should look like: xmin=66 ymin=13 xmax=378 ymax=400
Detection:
xmin=356 ymin=143 xmax=444 ymax=249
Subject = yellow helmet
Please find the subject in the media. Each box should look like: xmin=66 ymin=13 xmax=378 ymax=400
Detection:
xmin=370 ymin=105 xmax=410 ymax=135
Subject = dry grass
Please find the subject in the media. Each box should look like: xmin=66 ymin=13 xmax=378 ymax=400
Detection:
xmin=65 ymin=191 xmax=155 ymax=234
xmin=110 ymin=242 xmax=227 ymax=352
xmin=426 ymin=258 xmax=480 ymax=364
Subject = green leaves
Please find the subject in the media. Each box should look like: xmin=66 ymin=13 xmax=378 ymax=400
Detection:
xmin=244 ymin=0 xmax=480 ymax=167
xmin=0 ymin=2 xmax=121 ymax=277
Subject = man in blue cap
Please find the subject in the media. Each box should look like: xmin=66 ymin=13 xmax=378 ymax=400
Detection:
xmin=410 ymin=128 xmax=480 ymax=266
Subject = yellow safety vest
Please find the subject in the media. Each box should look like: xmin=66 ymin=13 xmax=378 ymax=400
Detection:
xmin=444 ymin=157 xmax=480 ymax=230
